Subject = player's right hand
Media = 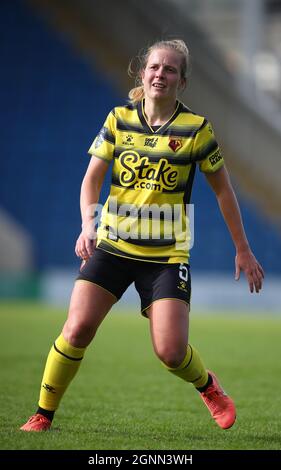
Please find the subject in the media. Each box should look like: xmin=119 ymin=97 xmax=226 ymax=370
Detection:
xmin=75 ymin=230 xmax=96 ymax=262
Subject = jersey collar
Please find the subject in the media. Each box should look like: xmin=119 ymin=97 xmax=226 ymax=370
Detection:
xmin=137 ymin=99 xmax=182 ymax=135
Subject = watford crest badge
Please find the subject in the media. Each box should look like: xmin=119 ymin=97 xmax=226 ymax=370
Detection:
xmin=168 ymin=138 xmax=182 ymax=152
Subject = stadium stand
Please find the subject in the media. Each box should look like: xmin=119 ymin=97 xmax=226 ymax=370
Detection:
xmin=0 ymin=0 xmax=280 ymax=307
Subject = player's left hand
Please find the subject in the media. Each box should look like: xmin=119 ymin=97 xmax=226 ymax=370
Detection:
xmin=235 ymin=249 xmax=264 ymax=293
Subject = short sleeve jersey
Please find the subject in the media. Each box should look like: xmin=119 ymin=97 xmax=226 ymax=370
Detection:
xmin=88 ymin=99 xmax=224 ymax=264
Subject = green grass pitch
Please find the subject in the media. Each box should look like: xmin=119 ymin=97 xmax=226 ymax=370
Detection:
xmin=0 ymin=301 xmax=280 ymax=450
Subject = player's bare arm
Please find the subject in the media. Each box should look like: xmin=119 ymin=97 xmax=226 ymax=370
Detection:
xmin=75 ymin=156 xmax=109 ymax=261
xmin=205 ymin=165 xmax=264 ymax=293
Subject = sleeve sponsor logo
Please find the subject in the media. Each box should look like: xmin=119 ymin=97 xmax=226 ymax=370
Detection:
xmin=94 ymin=126 xmax=107 ymax=148
xmin=209 ymin=149 xmax=222 ymax=167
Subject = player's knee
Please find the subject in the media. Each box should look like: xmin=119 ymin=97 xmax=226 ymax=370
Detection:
xmin=62 ymin=319 xmax=95 ymax=348
xmin=155 ymin=347 xmax=186 ymax=369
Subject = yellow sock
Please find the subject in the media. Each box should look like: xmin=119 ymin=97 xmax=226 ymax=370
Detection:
xmin=38 ymin=334 xmax=86 ymax=411
xmin=164 ymin=344 xmax=208 ymax=388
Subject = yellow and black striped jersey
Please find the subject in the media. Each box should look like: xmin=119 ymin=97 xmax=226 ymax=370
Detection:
xmin=88 ymin=99 xmax=224 ymax=264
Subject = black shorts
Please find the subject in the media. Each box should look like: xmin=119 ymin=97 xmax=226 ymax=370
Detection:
xmin=77 ymin=248 xmax=191 ymax=316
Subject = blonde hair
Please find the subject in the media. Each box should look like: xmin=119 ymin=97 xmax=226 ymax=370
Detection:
xmin=128 ymin=39 xmax=189 ymax=105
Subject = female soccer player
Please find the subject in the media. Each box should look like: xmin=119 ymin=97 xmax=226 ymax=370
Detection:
xmin=21 ymin=39 xmax=264 ymax=432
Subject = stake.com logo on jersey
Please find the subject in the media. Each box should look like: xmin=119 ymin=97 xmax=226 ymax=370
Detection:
xmin=119 ymin=151 xmax=178 ymax=192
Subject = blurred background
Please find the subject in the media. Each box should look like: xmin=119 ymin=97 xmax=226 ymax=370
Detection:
xmin=1 ymin=0 xmax=280 ymax=312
